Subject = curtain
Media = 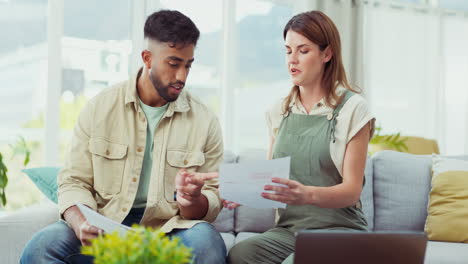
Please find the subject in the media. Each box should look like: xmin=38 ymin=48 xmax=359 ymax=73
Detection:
xmin=364 ymin=2 xmax=468 ymax=154
xmin=364 ymin=1 xmax=442 ymax=150
xmin=306 ymin=0 xmax=468 ymax=154
xmin=441 ymin=13 xmax=468 ymax=154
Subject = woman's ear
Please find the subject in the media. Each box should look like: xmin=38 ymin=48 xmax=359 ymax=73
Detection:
xmin=323 ymin=46 xmax=333 ymax=63
xmin=141 ymin=50 xmax=152 ymax=69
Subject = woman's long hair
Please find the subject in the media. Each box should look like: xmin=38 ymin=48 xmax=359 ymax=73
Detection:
xmin=282 ymin=11 xmax=359 ymax=114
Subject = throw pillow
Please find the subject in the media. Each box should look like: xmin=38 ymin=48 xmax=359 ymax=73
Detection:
xmin=425 ymin=156 xmax=468 ymax=243
xmin=22 ymin=167 xmax=61 ymax=203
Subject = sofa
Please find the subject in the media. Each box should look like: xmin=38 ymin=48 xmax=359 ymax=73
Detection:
xmin=1 ymin=150 xmax=468 ymax=264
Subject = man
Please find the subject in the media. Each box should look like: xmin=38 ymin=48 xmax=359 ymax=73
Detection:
xmin=21 ymin=10 xmax=226 ymax=264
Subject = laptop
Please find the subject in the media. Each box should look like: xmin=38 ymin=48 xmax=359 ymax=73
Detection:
xmin=294 ymin=230 xmax=427 ymax=264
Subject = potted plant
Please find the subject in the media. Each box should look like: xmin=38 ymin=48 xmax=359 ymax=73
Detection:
xmin=0 ymin=152 xmax=7 ymax=206
xmin=81 ymin=225 xmax=192 ymax=264
xmin=0 ymin=136 xmax=30 ymax=206
xmin=369 ymin=125 xmax=408 ymax=155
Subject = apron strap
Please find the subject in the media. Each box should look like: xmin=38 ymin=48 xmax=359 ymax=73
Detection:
xmin=330 ymin=90 xmax=355 ymax=143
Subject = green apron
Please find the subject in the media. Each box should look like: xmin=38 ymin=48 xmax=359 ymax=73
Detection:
xmin=227 ymin=91 xmax=368 ymax=264
xmin=273 ymin=90 xmax=367 ymax=232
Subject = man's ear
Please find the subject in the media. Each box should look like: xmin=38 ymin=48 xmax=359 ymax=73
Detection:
xmin=141 ymin=50 xmax=152 ymax=69
xmin=323 ymin=46 xmax=333 ymax=63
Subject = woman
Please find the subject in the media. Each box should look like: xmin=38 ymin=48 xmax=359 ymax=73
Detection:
xmin=226 ymin=10 xmax=375 ymax=264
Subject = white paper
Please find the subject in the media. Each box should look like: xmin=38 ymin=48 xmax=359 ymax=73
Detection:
xmin=219 ymin=157 xmax=291 ymax=209
xmin=76 ymin=203 xmax=132 ymax=236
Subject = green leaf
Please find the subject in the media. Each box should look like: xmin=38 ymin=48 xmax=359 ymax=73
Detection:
xmin=82 ymin=225 xmax=192 ymax=263
xmin=10 ymin=136 xmax=31 ymax=161
xmin=20 ymin=136 xmax=31 ymax=166
xmin=0 ymin=153 xmax=7 ymax=189
xmin=1 ymin=191 xmax=6 ymax=206
xmin=0 ymin=175 xmax=7 ymax=188
xmin=401 ymin=145 xmax=409 ymax=151
xmin=383 ymin=135 xmax=391 ymax=144
xmin=24 ymin=152 xmax=30 ymax=166
xmin=369 ymin=126 xmax=408 ymax=155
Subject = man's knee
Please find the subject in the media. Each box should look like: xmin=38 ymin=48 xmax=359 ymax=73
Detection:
xmin=20 ymin=221 xmax=79 ymax=264
xmin=174 ymin=223 xmax=226 ymax=264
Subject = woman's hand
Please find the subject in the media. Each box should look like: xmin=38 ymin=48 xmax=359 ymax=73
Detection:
xmin=222 ymin=199 xmax=241 ymax=210
xmin=262 ymin=177 xmax=313 ymax=205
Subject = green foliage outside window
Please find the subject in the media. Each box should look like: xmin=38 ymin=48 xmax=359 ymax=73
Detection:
xmin=22 ymin=95 xmax=87 ymax=130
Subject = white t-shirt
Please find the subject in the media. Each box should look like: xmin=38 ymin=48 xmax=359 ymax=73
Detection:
xmin=266 ymin=86 xmax=376 ymax=177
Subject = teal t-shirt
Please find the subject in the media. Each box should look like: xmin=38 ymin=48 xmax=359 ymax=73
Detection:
xmin=132 ymin=99 xmax=169 ymax=208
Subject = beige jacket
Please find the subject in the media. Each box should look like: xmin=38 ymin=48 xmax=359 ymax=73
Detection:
xmin=58 ymin=71 xmax=223 ymax=233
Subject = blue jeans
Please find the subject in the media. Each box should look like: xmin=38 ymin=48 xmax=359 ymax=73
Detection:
xmin=20 ymin=208 xmax=226 ymax=264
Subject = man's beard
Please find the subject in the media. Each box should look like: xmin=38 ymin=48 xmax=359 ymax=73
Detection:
xmin=149 ymin=68 xmax=184 ymax=103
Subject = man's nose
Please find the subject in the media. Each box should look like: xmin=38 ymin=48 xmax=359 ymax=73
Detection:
xmin=176 ymin=68 xmax=188 ymax=83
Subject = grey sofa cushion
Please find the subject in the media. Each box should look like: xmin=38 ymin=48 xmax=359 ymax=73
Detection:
xmin=372 ymin=151 xmax=468 ymax=232
xmin=234 ymin=232 xmax=260 ymax=244
xmin=223 ymin=150 xmax=238 ymax=164
xmin=361 ymin=157 xmax=374 ymax=231
xmin=235 ymin=206 xmax=276 ymax=233
xmin=214 ymin=150 xmax=237 ymax=233
xmin=220 ymin=232 xmax=236 ymax=253
xmin=0 ymin=201 xmax=59 ymax=264
xmin=425 ymin=241 xmax=468 ymax=264
xmin=372 ymin=151 xmax=432 ymax=231
xmin=212 ymin=208 xmax=235 ymax=233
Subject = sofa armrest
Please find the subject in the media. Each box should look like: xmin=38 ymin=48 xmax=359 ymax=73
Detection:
xmin=0 ymin=201 xmax=59 ymax=264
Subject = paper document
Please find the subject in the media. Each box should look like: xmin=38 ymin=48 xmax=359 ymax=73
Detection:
xmin=219 ymin=157 xmax=290 ymax=209
xmin=76 ymin=203 xmax=132 ymax=236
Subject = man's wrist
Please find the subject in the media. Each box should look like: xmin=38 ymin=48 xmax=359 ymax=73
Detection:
xmin=176 ymin=192 xmax=203 ymax=207
xmin=63 ymin=205 xmax=86 ymax=234
xmin=178 ymin=194 xmax=209 ymax=220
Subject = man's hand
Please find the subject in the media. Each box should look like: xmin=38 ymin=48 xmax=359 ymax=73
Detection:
xmin=63 ymin=205 xmax=104 ymax=246
xmin=78 ymin=221 xmax=103 ymax=246
xmin=175 ymin=170 xmax=218 ymax=207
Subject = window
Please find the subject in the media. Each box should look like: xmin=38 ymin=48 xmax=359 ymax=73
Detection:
xmin=396 ymin=0 xmax=424 ymax=3
xmin=0 ymin=0 xmax=48 ymax=210
xmin=233 ymin=0 xmax=293 ymax=152
xmin=441 ymin=15 xmax=468 ymax=154
xmin=59 ymin=0 xmax=133 ymax=163
xmin=440 ymin=0 xmax=468 ymax=11
xmin=364 ymin=1 xmax=468 ymax=154
xmin=159 ymin=0 xmax=223 ymax=116
xmin=364 ymin=4 xmax=440 ymax=140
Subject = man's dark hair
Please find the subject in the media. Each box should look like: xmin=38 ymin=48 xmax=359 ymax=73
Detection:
xmin=144 ymin=10 xmax=200 ymax=47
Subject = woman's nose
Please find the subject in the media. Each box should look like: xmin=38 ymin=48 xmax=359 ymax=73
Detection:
xmin=288 ymin=53 xmax=298 ymax=65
